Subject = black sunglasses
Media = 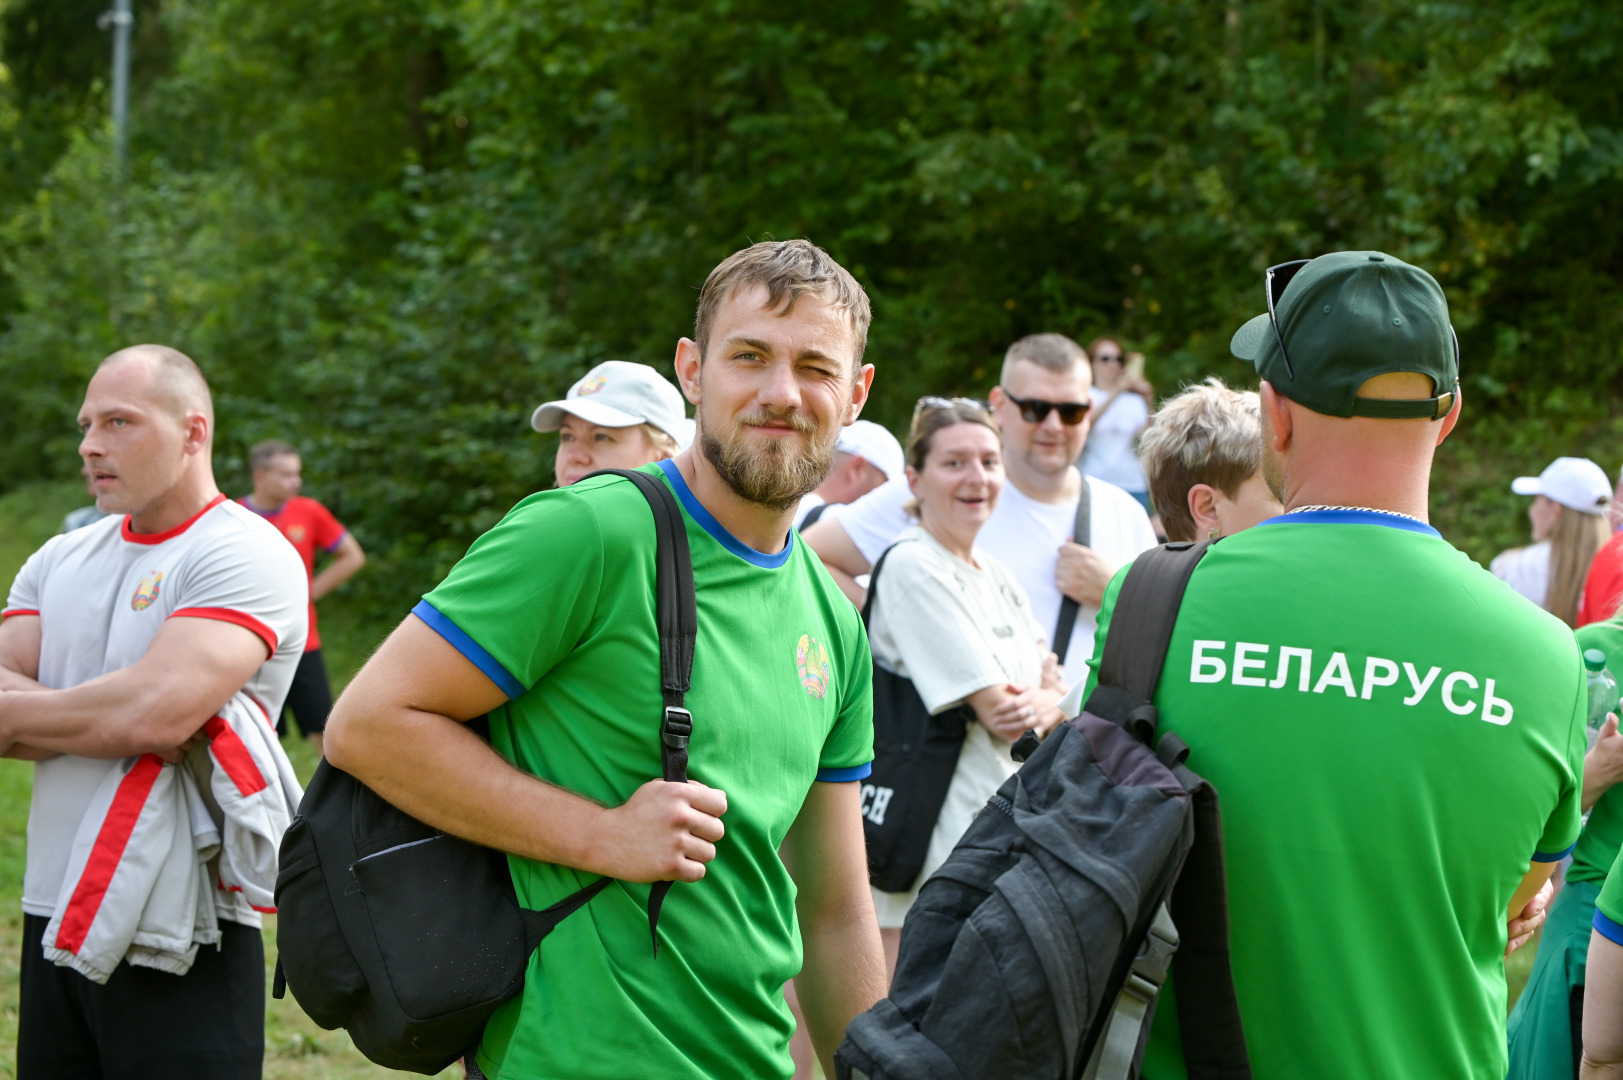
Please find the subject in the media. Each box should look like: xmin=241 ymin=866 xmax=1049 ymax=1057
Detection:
xmin=999 ymin=388 xmax=1091 ymax=425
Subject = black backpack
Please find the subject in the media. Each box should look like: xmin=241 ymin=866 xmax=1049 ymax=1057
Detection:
xmin=272 ymin=468 xmax=697 ymax=1075
xmin=835 ymin=541 xmax=1251 ymax=1080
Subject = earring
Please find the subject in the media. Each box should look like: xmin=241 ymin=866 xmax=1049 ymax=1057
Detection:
xmin=1207 ymin=526 xmax=1221 ymax=541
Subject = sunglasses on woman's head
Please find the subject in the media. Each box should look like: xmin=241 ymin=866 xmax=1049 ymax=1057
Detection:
xmin=913 ymin=395 xmax=986 ymax=417
xmin=999 ymin=388 xmax=1091 ymax=425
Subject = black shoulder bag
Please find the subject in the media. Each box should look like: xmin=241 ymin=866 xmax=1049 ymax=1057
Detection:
xmin=272 ymin=468 xmax=696 ymax=1075
xmin=1051 ymin=468 xmax=1093 ymax=664
xmin=860 ymin=541 xmax=977 ymax=894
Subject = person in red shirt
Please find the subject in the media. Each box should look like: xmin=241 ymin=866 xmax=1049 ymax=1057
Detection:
xmin=240 ymin=440 xmax=366 ymax=750
xmin=1581 ymin=465 xmax=1623 ymax=627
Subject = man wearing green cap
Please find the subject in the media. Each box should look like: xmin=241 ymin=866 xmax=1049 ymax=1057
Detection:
xmin=1081 ymin=251 xmax=1585 ymax=1079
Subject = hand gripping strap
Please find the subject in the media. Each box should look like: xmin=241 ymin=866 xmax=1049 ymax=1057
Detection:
xmin=581 ymin=469 xmax=698 ymax=958
xmin=1050 ymin=470 xmax=1093 ymax=663
xmin=1094 ymin=540 xmax=1209 ymax=704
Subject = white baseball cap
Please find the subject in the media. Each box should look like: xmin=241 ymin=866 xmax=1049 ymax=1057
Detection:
xmin=530 ymin=361 xmax=688 ymax=443
xmin=835 ymin=420 xmax=905 ymax=483
xmin=1511 ymin=457 xmax=1613 ymax=515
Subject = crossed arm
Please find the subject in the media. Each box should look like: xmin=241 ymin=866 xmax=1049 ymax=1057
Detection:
xmin=0 ymin=613 xmax=270 ymax=759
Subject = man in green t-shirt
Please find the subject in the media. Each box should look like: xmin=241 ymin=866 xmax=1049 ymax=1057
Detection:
xmin=1084 ymin=251 xmax=1585 ymax=1080
xmin=1508 ymin=613 xmax=1623 ymax=1079
xmin=325 ymin=239 xmax=886 ymax=1080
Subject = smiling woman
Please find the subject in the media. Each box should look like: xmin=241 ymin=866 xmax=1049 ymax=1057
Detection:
xmin=864 ymin=398 xmax=1064 ymax=979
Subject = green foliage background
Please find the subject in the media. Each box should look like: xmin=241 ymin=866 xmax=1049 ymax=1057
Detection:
xmin=1 ymin=0 xmax=1620 ymax=613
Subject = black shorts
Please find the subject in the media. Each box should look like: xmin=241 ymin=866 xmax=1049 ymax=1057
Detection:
xmin=280 ymin=647 xmax=334 ymax=738
xmin=18 ymin=913 xmax=265 ymax=1080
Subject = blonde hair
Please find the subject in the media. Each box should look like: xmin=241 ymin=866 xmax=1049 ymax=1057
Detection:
xmin=1137 ymin=377 xmax=1262 ymax=543
xmin=641 ymin=424 xmax=679 ymax=458
xmin=1546 ymin=505 xmax=1610 ymax=627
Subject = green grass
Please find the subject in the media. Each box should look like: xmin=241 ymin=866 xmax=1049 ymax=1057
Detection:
xmin=0 ymin=483 xmax=440 ymax=1078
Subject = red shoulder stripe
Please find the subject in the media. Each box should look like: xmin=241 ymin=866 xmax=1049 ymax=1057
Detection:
xmin=169 ymin=607 xmax=278 ymax=655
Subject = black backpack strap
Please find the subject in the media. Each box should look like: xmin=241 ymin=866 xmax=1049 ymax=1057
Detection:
xmin=1093 ymin=540 xmax=1208 ymax=703
xmin=1050 ymin=470 xmax=1093 ymax=663
xmin=581 ymin=468 xmax=697 ymax=957
xmin=860 ymin=543 xmax=906 ymax=628
xmin=1168 ymin=774 xmax=1251 ymax=1080
xmin=798 ymin=501 xmax=830 ymax=532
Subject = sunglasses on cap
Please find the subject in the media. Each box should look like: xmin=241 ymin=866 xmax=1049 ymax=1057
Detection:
xmin=998 ymin=388 xmax=1092 ymax=426
xmin=1266 ymin=259 xmax=1461 ymax=389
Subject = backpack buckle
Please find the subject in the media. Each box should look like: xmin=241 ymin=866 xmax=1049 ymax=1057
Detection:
xmin=662 ymin=706 xmax=693 ymax=750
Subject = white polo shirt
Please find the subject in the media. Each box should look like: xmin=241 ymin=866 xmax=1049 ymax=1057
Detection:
xmin=825 ymin=472 xmax=1158 ymax=686
xmin=2 ymin=495 xmax=307 ymax=926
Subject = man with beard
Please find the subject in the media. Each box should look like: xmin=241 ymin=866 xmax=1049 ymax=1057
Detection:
xmin=324 ymin=239 xmax=885 ymax=1080
xmin=1081 ymin=252 xmax=1582 ymax=1080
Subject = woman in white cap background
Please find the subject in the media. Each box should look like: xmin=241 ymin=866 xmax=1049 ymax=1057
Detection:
xmin=531 ymin=360 xmax=691 ymax=487
xmin=1491 ymin=456 xmax=1614 ymax=627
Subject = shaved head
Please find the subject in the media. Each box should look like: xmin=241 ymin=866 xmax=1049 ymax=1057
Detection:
xmin=97 ymin=344 xmax=214 ymax=433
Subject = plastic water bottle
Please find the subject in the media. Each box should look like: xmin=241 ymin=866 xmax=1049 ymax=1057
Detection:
xmin=1585 ymin=648 xmax=1618 ymax=751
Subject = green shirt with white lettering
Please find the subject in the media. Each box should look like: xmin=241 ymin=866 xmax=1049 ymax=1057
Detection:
xmin=1572 ymin=614 xmax=1623 ymax=885
xmin=413 ymin=462 xmax=875 ymax=1080
xmin=1084 ymin=509 xmax=1584 ymax=1080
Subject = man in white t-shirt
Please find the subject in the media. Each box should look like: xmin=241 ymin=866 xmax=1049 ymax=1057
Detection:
xmin=793 ymin=419 xmax=905 ymax=529
xmin=803 ymin=333 xmax=1157 ymax=686
xmin=0 ymin=344 xmax=307 ymax=1080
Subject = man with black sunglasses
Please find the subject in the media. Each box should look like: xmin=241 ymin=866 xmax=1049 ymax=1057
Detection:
xmin=1081 ymin=251 xmax=1577 ymax=1080
xmin=803 ymin=332 xmax=1157 ymax=687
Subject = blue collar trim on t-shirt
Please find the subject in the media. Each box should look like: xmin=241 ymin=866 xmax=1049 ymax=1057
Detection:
xmin=656 ymin=458 xmax=793 ymax=569
xmin=1256 ymin=507 xmax=1442 ymax=539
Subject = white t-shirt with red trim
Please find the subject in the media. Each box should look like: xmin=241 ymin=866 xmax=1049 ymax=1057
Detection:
xmin=2 ymin=494 xmax=307 ymax=926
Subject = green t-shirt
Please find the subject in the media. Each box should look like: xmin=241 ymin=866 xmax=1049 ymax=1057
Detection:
xmin=1083 ymin=508 xmax=1585 ymax=1080
xmin=1594 ymin=845 xmax=1623 ymax=944
xmin=414 ymin=461 xmax=874 ymax=1080
xmin=1571 ymin=615 xmax=1623 ymax=884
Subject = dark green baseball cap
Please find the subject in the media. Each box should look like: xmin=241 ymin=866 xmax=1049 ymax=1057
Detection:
xmin=1231 ymin=250 xmax=1459 ymax=420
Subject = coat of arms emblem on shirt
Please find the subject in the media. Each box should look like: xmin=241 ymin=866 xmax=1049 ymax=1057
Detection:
xmin=130 ymin=571 xmax=164 ymax=611
xmin=797 ymin=634 xmax=831 ymax=700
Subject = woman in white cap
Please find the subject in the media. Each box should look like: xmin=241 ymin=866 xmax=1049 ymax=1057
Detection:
xmin=531 ymin=360 xmax=691 ymax=487
xmin=1491 ymin=456 xmax=1614 ymax=627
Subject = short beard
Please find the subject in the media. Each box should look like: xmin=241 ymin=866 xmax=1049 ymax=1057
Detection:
xmin=700 ymin=406 xmax=838 ymax=511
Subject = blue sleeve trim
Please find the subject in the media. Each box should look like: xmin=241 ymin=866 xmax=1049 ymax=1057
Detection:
xmin=323 ymin=530 xmax=348 ymax=554
xmin=1596 ymin=910 xmax=1623 ymax=947
xmin=1531 ymin=843 xmax=1577 ymax=863
xmin=816 ymin=762 xmax=872 ymax=783
xmin=411 ymin=599 xmax=525 ymax=700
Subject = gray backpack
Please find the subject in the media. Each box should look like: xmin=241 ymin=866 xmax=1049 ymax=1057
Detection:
xmin=835 ymin=541 xmax=1251 ymax=1080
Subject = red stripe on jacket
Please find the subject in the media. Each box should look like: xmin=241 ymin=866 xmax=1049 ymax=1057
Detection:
xmin=54 ymin=754 xmax=166 ymax=954
xmin=203 ymin=717 xmax=269 ymax=797
xmin=168 ymin=607 xmax=279 ymax=655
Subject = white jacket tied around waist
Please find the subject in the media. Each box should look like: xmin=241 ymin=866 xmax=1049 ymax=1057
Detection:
xmin=41 ymin=694 xmax=302 ymax=983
